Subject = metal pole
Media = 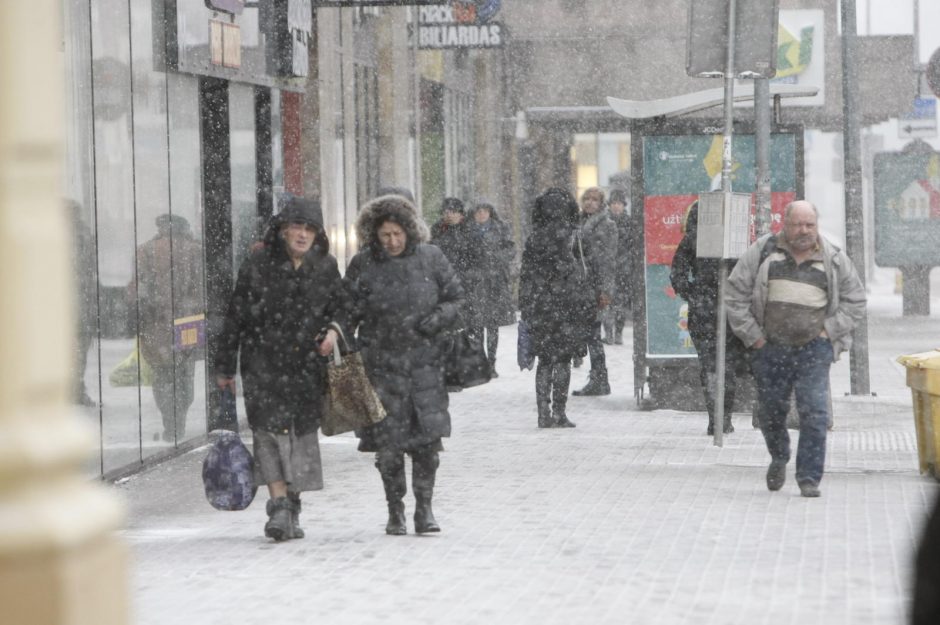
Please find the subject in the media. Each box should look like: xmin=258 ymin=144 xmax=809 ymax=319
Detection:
xmin=755 ymin=78 xmax=772 ymax=237
xmin=714 ymin=0 xmax=738 ymax=447
xmin=840 ymin=0 xmax=871 ymax=395
xmin=412 ymin=6 xmax=423 ymax=214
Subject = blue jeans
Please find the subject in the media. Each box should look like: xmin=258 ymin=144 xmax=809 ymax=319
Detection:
xmin=751 ymin=337 xmax=833 ymax=485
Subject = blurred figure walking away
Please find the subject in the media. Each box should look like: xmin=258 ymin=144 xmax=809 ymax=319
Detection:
xmin=216 ymin=197 xmax=345 ymax=541
xmin=69 ymin=200 xmax=98 ymax=407
xmin=572 ymin=187 xmax=617 ymax=396
xmin=130 ymin=214 xmax=204 ymax=441
xmin=469 ymin=200 xmax=516 ymax=376
xmin=520 ymin=189 xmax=595 ymax=428
xmin=669 ymin=200 xmax=747 ymax=435
xmin=346 ymin=194 xmax=464 ymax=535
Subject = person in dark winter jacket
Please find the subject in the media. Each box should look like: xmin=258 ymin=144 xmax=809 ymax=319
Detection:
xmin=468 ymin=200 xmax=516 ymax=376
xmin=216 ymin=195 xmax=345 ymax=542
xmin=669 ymin=200 xmax=747 ymax=435
xmin=520 ymin=188 xmax=595 ymax=428
xmin=912 ymin=492 xmax=940 ymax=625
xmin=431 ymin=197 xmax=483 ymax=341
xmin=602 ymin=187 xmax=634 ymax=345
xmin=572 ymin=187 xmax=618 ymax=396
xmin=345 ymin=194 xmax=465 ymax=535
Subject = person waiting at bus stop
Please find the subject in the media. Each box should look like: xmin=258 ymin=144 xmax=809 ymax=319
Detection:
xmin=670 ymin=200 xmax=747 ymax=435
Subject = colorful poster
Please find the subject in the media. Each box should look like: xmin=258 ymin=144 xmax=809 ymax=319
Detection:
xmin=643 ymin=133 xmax=798 ymax=358
xmin=873 ymin=149 xmax=940 ymax=267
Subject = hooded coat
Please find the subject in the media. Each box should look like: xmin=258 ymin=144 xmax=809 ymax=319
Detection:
xmin=346 ymin=196 xmax=465 ymax=452
xmin=216 ymin=198 xmax=343 ymax=435
xmin=470 ymin=202 xmax=516 ymax=327
xmin=519 ymin=189 xmax=595 ymax=361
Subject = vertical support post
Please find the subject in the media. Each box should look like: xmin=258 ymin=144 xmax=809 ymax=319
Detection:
xmin=755 ymin=78 xmax=772 ymax=237
xmin=714 ymin=0 xmax=738 ymax=447
xmin=840 ymin=0 xmax=872 ymax=395
xmin=0 ymin=2 xmax=127 ymax=623
xmin=412 ymin=6 xmax=423 ymax=215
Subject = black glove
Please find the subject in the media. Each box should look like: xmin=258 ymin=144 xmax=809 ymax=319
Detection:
xmin=416 ymin=310 xmax=444 ymax=337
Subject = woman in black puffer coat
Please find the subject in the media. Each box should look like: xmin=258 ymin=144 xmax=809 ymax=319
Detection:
xmin=345 ymin=194 xmax=464 ymax=536
xmin=216 ymin=196 xmax=345 ymax=542
xmin=519 ymin=188 xmax=595 ymax=428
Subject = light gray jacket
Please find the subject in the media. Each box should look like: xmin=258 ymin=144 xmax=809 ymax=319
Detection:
xmin=579 ymin=207 xmax=618 ymax=298
xmin=725 ymin=233 xmax=866 ymax=360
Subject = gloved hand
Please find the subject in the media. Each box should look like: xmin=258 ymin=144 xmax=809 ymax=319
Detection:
xmin=416 ymin=309 xmax=444 ymax=337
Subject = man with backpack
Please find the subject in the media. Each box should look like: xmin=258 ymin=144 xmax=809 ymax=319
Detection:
xmin=725 ymin=200 xmax=865 ymax=498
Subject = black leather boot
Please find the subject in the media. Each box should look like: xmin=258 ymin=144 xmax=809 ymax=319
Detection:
xmin=264 ymin=497 xmax=292 ymax=542
xmin=535 ymin=362 xmax=555 ymax=428
xmin=377 ymin=451 xmax=407 ymax=535
xmin=552 ymin=363 xmax=576 ymax=428
xmin=287 ymin=492 xmax=304 ymax=539
xmin=572 ymin=371 xmax=610 ymax=396
xmin=412 ymin=448 xmax=441 ymax=534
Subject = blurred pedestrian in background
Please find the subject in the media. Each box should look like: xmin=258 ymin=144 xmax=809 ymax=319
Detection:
xmin=572 ymin=187 xmax=617 ymax=397
xmin=216 ymin=196 xmax=344 ymax=541
xmin=602 ymin=187 xmax=633 ymax=346
xmin=130 ymin=214 xmax=204 ymax=442
xmin=346 ymin=194 xmax=464 ymax=535
xmin=520 ymin=188 xmax=594 ymax=428
xmin=431 ymin=197 xmax=483 ymax=346
xmin=670 ymin=200 xmax=747 ymax=435
xmin=468 ymin=200 xmax=516 ymax=376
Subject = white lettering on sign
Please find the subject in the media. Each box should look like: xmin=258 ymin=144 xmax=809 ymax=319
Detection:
xmin=419 ymin=5 xmax=455 ymax=24
xmin=417 ymin=23 xmax=503 ymax=49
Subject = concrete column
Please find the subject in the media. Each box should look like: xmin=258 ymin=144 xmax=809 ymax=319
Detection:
xmin=0 ymin=3 xmax=127 ymax=624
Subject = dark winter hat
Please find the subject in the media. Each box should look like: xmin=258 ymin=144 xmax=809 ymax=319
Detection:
xmin=441 ymin=197 xmax=465 ymax=215
xmin=608 ymin=187 xmax=628 ymax=206
xmin=533 ymin=187 xmax=578 ymax=228
xmin=276 ymin=194 xmax=324 ymax=230
xmin=376 ymin=186 xmax=416 ymax=203
xmin=155 ymin=213 xmax=191 ymax=236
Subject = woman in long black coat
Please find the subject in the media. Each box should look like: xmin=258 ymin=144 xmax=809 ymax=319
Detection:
xmin=216 ymin=196 xmax=344 ymax=541
xmin=469 ymin=201 xmax=516 ymax=375
xmin=345 ymin=194 xmax=464 ymax=535
xmin=519 ymin=188 xmax=595 ymax=428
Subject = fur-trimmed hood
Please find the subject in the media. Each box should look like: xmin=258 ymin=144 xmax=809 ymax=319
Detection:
xmin=355 ymin=194 xmax=430 ymax=258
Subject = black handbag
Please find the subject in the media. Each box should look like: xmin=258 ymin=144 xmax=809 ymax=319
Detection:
xmin=444 ymin=331 xmax=492 ymax=390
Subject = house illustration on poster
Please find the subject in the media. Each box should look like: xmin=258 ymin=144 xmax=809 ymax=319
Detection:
xmin=892 ymin=156 xmax=940 ymax=221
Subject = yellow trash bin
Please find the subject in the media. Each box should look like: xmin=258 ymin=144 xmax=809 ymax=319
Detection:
xmin=897 ymin=349 xmax=940 ymax=480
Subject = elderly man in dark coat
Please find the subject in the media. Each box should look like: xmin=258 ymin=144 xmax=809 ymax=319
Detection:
xmin=346 ymin=194 xmax=465 ymax=535
xmin=216 ymin=196 xmax=345 ymax=541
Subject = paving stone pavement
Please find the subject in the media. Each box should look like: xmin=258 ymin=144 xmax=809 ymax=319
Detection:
xmin=116 ymin=278 xmax=940 ymax=625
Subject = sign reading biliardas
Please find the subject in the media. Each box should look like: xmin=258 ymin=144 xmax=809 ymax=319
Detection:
xmin=416 ymin=3 xmax=504 ymax=50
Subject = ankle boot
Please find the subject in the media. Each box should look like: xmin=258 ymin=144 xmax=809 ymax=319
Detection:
xmin=535 ymin=363 xmax=554 ymax=428
xmin=412 ymin=449 xmax=441 ymax=534
xmin=552 ymin=364 xmax=576 ymax=428
xmin=572 ymin=371 xmax=610 ymax=396
xmin=287 ymin=492 xmax=304 ymax=539
xmin=386 ymin=501 xmax=407 ymax=535
xmin=264 ymin=497 xmax=292 ymax=542
xmin=377 ymin=451 xmax=407 ymax=535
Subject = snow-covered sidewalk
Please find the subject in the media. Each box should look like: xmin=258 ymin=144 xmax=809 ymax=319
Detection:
xmin=116 ymin=274 xmax=940 ymax=625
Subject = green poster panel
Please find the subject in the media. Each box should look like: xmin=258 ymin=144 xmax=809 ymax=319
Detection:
xmin=641 ymin=131 xmax=799 ymax=358
xmin=873 ymin=149 xmax=940 ymax=267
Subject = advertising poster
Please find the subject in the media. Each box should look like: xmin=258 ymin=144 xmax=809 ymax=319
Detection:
xmin=873 ymin=149 xmax=940 ymax=267
xmin=642 ymin=133 xmax=798 ymax=358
